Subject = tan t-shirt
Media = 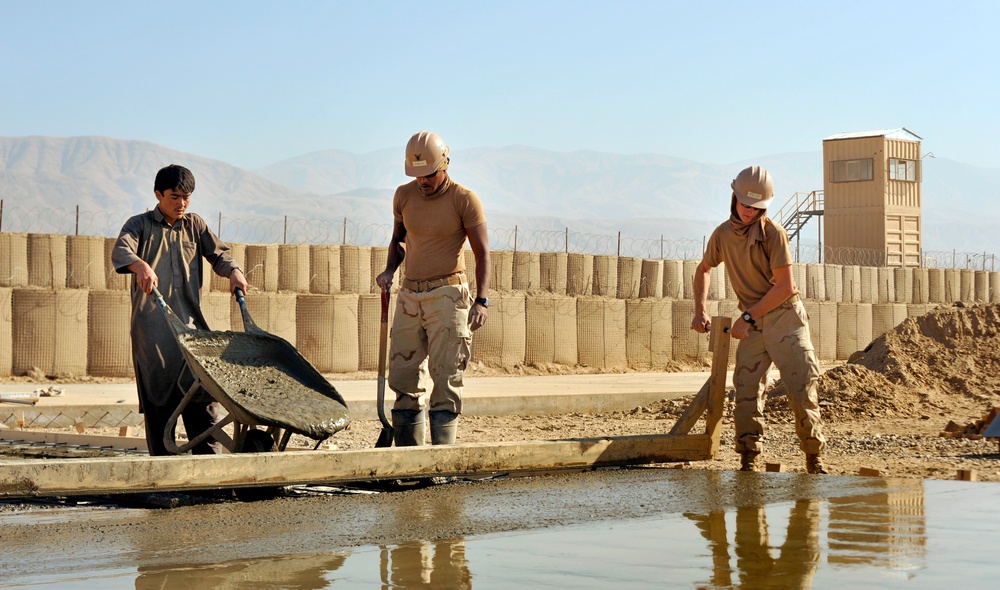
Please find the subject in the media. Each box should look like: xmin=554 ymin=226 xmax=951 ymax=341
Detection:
xmin=702 ymin=217 xmax=794 ymax=310
xmin=393 ymin=177 xmax=486 ymax=281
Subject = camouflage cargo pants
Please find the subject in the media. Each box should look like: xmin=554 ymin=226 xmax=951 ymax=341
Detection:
xmin=733 ymin=300 xmax=825 ymax=454
xmin=388 ymin=283 xmax=472 ymax=414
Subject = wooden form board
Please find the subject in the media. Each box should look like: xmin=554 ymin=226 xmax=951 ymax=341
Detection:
xmin=0 ymin=430 xmax=148 ymax=451
xmin=0 ymin=433 xmax=716 ymax=499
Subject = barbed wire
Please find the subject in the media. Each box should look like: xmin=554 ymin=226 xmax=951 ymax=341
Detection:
xmin=1 ymin=201 xmax=996 ymax=269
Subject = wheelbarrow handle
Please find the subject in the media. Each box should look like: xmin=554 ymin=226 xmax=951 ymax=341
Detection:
xmin=150 ymin=286 xmax=194 ymax=336
xmin=233 ymin=288 xmax=265 ymax=335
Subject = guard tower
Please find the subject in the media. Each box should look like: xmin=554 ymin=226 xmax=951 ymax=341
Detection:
xmin=822 ymin=128 xmax=923 ymax=266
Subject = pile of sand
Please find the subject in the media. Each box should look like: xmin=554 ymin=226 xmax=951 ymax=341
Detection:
xmin=770 ymin=303 xmax=1000 ymax=422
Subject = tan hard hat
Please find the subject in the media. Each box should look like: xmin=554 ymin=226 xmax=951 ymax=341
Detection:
xmin=404 ymin=131 xmax=450 ymax=177
xmin=731 ymin=165 xmax=774 ymax=209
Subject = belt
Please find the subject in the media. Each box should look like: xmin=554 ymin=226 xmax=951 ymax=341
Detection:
xmin=402 ymin=273 xmax=466 ymax=293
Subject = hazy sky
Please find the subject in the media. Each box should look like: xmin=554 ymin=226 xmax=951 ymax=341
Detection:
xmin=2 ymin=1 xmax=996 ymax=169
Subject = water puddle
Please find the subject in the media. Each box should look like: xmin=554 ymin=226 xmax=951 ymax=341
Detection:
xmin=3 ymin=476 xmax=1000 ymax=588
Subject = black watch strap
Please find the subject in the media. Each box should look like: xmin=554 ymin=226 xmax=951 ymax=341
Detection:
xmin=741 ymin=311 xmax=756 ymax=325
xmin=475 ymin=297 xmax=490 ymax=308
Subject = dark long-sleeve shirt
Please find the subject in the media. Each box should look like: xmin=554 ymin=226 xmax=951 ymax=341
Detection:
xmin=112 ymin=207 xmax=240 ymax=409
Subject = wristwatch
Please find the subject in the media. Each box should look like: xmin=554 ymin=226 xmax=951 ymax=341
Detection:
xmin=741 ymin=311 xmax=756 ymax=326
xmin=474 ymin=297 xmax=490 ymax=308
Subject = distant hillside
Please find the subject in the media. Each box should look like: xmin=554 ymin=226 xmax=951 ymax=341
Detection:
xmin=1 ymin=135 xmax=998 ymax=255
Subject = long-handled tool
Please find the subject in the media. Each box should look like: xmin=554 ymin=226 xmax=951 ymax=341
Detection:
xmin=375 ymin=286 xmax=393 ymax=447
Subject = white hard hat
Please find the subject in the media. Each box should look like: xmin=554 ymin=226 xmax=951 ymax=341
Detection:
xmin=732 ymin=165 xmax=774 ymax=209
xmin=404 ymin=131 xmax=450 ymax=177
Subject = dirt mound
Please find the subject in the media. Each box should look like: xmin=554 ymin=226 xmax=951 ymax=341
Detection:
xmin=849 ymin=302 xmax=1000 ymax=400
xmin=770 ymin=303 xmax=1000 ymax=422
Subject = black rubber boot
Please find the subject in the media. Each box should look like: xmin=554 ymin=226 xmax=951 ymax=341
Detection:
xmin=430 ymin=411 xmax=459 ymax=445
xmin=391 ymin=409 xmax=427 ymax=446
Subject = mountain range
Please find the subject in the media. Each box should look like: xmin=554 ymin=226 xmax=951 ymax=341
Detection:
xmin=1 ymin=135 xmax=997 ymax=258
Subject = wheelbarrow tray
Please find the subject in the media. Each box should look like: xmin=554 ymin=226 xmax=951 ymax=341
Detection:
xmin=175 ymin=328 xmax=350 ymax=440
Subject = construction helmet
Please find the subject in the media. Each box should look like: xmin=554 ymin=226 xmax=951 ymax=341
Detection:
xmin=731 ymin=165 xmax=774 ymax=209
xmin=404 ymin=131 xmax=450 ymax=177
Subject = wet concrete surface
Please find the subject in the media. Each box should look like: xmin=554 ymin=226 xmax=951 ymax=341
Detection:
xmin=3 ymin=468 xmax=1000 ymax=588
xmin=181 ymin=330 xmax=350 ymax=439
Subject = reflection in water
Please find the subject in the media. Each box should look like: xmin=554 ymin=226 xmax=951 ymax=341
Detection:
xmin=685 ymin=474 xmax=926 ymax=588
xmin=134 ymin=553 xmax=346 ymax=589
xmin=379 ymin=540 xmax=471 ymax=589
xmin=827 ymin=479 xmax=926 ymax=569
xmin=378 ymin=487 xmax=472 ymax=589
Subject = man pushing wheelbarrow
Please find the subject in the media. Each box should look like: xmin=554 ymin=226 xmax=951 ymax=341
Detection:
xmin=112 ymin=164 xmax=249 ymax=456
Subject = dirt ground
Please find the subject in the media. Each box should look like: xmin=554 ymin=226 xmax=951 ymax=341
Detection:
xmin=4 ymin=303 xmax=1000 ymax=483
xmin=274 ymin=301 xmax=1000 ymax=482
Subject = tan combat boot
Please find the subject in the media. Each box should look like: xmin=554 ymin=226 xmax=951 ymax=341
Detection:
xmin=739 ymin=451 xmax=760 ymax=472
xmin=806 ymin=453 xmax=829 ymax=475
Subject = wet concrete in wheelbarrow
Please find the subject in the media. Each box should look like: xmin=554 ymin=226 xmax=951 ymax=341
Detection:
xmin=178 ymin=329 xmax=350 ymax=440
xmin=3 ymin=468 xmax=1000 ymax=588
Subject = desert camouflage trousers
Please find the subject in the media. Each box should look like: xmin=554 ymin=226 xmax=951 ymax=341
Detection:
xmin=388 ymin=283 xmax=472 ymax=414
xmin=733 ymin=300 xmax=826 ymax=454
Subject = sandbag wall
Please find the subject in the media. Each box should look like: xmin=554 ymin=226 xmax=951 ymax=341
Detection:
xmin=2 ymin=231 xmax=998 ymax=377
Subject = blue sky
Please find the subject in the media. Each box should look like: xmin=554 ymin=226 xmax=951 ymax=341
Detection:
xmin=1 ymin=1 xmax=996 ymax=169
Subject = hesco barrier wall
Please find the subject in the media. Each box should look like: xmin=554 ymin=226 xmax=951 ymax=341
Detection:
xmin=2 ymin=232 xmax=999 ymax=377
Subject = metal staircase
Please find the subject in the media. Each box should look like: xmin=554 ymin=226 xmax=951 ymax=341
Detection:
xmin=774 ymin=190 xmax=824 ymax=242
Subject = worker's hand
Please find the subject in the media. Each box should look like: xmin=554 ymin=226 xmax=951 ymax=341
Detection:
xmin=690 ymin=311 xmax=711 ymax=334
xmin=375 ymin=269 xmax=395 ymax=291
xmin=730 ymin=318 xmax=752 ymax=340
xmin=229 ymin=269 xmax=249 ymax=295
xmin=468 ymin=301 xmax=488 ymax=331
xmin=129 ymin=260 xmax=158 ymax=295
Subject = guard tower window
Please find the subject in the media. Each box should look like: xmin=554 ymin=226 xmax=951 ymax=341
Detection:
xmin=830 ymin=158 xmax=874 ymax=182
xmin=888 ymin=158 xmax=919 ymax=182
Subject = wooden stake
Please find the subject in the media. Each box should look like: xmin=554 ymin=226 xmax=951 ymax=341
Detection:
xmin=704 ymin=317 xmax=732 ymax=444
xmin=858 ymin=467 xmax=881 ymax=477
xmin=765 ymin=463 xmax=785 ymax=473
xmin=958 ymin=469 xmax=978 ymax=482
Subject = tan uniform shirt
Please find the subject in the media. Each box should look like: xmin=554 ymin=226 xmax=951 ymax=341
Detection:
xmin=112 ymin=208 xmax=240 ymax=408
xmin=393 ymin=177 xmax=486 ymax=281
xmin=702 ymin=217 xmax=794 ymax=310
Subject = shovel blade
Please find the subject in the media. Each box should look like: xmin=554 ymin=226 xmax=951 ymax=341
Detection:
xmin=376 ymin=426 xmax=394 ymax=448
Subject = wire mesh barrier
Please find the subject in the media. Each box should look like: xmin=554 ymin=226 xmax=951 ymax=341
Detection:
xmin=0 ymin=200 xmax=996 ymax=268
xmin=2 ymin=257 xmax=999 ymax=380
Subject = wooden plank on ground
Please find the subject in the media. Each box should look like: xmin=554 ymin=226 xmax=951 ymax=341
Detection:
xmin=0 ymin=430 xmax=148 ymax=451
xmin=0 ymin=433 xmax=717 ymax=499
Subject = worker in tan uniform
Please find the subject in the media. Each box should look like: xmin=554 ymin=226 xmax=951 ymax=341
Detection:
xmin=375 ymin=131 xmax=491 ymax=446
xmin=691 ymin=165 xmax=827 ymax=474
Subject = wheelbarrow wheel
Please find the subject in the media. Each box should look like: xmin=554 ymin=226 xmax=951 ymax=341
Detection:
xmin=234 ymin=429 xmax=281 ymax=502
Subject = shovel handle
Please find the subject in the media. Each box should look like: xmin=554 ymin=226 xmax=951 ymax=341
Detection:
xmin=380 ymin=287 xmax=390 ymax=323
xmin=376 ymin=286 xmax=391 ymax=430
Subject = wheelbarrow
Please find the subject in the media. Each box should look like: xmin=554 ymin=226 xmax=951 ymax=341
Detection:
xmin=150 ymin=287 xmax=350 ymax=457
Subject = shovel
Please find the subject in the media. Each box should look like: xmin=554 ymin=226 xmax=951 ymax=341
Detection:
xmin=375 ymin=286 xmax=394 ymax=447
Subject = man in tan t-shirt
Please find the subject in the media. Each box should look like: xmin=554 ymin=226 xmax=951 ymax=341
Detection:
xmin=691 ymin=165 xmax=827 ymax=474
xmin=375 ymin=131 xmax=491 ymax=446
